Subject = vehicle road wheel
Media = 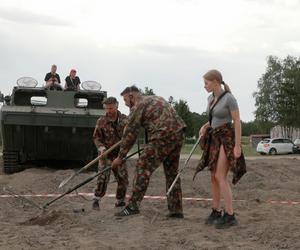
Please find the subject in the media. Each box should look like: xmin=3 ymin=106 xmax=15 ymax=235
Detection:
xmin=269 ymin=148 xmax=277 ymax=155
xmin=2 ymin=151 xmax=24 ymax=174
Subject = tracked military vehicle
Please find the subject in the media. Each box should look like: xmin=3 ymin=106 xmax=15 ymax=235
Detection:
xmin=0 ymin=77 xmax=106 ymax=173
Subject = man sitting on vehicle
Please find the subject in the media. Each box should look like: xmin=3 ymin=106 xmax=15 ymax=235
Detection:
xmin=44 ymin=65 xmax=62 ymax=90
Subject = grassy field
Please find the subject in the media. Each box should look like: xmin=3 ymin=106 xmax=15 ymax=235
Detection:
xmin=130 ymin=136 xmax=258 ymax=157
xmin=181 ymin=136 xmax=257 ymax=156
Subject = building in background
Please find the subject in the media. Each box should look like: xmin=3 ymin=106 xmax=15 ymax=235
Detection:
xmin=270 ymin=126 xmax=300 ymax=141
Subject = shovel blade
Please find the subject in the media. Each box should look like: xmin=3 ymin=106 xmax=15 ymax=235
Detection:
xmin=58 ymin=174 xmax=75 ymax=189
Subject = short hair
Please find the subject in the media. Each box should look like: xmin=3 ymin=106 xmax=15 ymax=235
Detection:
xmin=103 ymin=96 xmax=118 ymax=105
xmin=120 ymin=85 xmax=140 ymax=96
xmin=51 ymin=64 xmax=57 ymax=68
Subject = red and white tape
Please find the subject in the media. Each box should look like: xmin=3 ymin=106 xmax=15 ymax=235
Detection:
xmin=0 ymin=192 xmax=299 ymax=205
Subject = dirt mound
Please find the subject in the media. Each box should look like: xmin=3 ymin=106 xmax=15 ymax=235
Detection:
xmin=20 ymin=210 xmax=71 ymax=226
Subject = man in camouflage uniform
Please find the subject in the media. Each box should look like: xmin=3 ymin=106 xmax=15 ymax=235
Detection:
xmin=112 ymin=86 xmax=186 ymax=218
xmin=92 ymin=97 xmax=128 ymax=210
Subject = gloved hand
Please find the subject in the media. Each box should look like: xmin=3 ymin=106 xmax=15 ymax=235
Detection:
xmin=98 ymin=146 xmax=106 ymax=155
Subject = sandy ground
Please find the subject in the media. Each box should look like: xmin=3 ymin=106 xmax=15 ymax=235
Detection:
xmin=0 ymin=156 xmax=300 ymax=250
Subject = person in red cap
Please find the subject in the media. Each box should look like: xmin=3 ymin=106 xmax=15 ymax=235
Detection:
xmin=64 ymin=69 xmax=81 ymax=91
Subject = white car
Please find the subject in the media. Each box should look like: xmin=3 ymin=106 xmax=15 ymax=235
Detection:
xmin=294 ymin=139 xmax=300 ymax=153
xmin=256 ymin=138 xmax=295 ymax=155
xmin=294 ymin=138 xmax=300 ymax=148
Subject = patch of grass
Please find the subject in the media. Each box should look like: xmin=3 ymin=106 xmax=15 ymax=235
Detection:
xmin=181 ymin=143 xmax=202 ymax=155
xmin=241 ymin=143 xmax=257 ymax=156
xmin=181 ymin=136 xmax=258 ymax=157
xmin=123 ymin=136 xmax=259 ymax=157
xmin=241 ymin=136 xmax=258 ymax=156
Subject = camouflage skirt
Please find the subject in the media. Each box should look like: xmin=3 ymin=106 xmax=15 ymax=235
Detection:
xmin=194 ymin=123 xmax=246 ymax=184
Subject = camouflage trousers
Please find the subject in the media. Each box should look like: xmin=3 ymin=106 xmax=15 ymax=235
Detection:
xmin=94 ymin=158 xmax=128 ymax=201
xmin=128 ymin=131 xmax=185 ymax=214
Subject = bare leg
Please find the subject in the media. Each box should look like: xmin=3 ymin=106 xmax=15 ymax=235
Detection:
xmin=210 ymin=173 xmax=221 ymax=211
xmin=215 ymin=145 xmax=233 ymax=215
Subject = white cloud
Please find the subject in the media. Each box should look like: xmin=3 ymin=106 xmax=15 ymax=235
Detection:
xmin=284 ymin=41 xmax=300 ymax=53
xmin=0 ymin=7 xmax=71 ymax=26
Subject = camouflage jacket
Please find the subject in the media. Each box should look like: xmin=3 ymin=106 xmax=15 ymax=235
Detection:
xmin=93 ymin=111 xmax=127 ymax=158
xmin=118 ymin=96 xmax=186 ymax=159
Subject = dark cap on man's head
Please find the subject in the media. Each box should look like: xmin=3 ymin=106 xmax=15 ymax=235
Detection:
xmin=103 ymin=96 xmax=118 ymax=105
xmin=120 ymin=85 xmax=140 ymax=96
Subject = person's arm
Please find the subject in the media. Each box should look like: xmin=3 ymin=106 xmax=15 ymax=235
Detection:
xmin=227 ymin=93 xmax=241 ymax=158
xmin=199 ymin=122 xmax=210 ymax=137
xmin=64 ymin=77 xmax=69 ymax=89
xmin=92 ymin=119 xmax=106 ymax=152
xmin=77 ymin=77 xmax=81 ymax=90
xmin=57 ymin=74 xmax=61 ymax=84
xmin=44 ymin=73 xmax=50 ymax=82
xmin=231 ymin=110 xmax=241 ymax=158
xmin=45 ymin=73 xmax=53 ymax=86
xmin=117 ymin=105 xmax=143 ymax=159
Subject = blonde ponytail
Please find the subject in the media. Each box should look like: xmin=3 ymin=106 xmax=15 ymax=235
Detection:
xmin=204 ymin=69 xmax=231 ymax=93
xmin=221 ymin=81 xmax=231 ymax=93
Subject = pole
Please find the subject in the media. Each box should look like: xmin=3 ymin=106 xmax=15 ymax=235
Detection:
xmin=58 ymin=141 xmax=122 ymax=188
xmin=166 ymin=136 xmax=201 ymax=196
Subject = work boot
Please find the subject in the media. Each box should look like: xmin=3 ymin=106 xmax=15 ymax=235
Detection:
xmin=215 ymin=212 xmax=238 ymax=229
xmin=205 ymin=208 xmax=222 ymax=225
xmin=166 ymin=213 xmax=184 ymax=219
xmin=92 ymin=199 xmax=100 ymax=210
xmin=115 ymin=200 xmax=126 ymax=207
xmin=114 ymin=206 xmax=140 ymax=217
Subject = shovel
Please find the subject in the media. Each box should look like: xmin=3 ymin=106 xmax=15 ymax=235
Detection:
xmin=58 ymin=140 xmax=122 ymax=189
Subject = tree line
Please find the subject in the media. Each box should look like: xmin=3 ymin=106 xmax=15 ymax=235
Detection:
xmin=253 ymin=55 xmax=300 ymax=137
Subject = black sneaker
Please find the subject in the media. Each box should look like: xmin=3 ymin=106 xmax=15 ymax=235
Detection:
xmin=115 ymin=206 xmax=140 ymax=217
xmin=115 ymin=200 xmax=126 ymax=207
xmin=215 ymin=212 xmax=238 ymax=229
xmin=166 ymin=213 xmax=184 ymax=219
xmin=205 ymin=209 xmax=222 ymax=225
xmin=92 ymin=199 xmax=100 ymax=210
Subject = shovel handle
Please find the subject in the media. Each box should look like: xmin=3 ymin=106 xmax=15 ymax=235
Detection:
xmin=78 ymin=140 xmax=122 ymax=174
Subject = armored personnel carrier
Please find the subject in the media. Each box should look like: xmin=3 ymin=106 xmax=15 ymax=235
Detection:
xmin=0 ymin=77 xmax=106 ymax=173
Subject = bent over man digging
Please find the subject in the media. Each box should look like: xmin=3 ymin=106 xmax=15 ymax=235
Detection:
xmin=112 ymin=86 xmax=186 ymax=218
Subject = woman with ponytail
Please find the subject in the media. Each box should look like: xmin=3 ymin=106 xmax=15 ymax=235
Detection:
xmin=194 ymin=69 xmax=246 ymax=229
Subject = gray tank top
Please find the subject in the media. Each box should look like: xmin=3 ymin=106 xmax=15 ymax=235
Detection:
xmin=207 ymin=91 xmax=239 ymax=129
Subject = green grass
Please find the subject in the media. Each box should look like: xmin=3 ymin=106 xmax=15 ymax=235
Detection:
xmin=129 ymin=136 xmax=258 ymax=157
xmin=130 ymin=137 xmax=257 ymax=157
xmin=180 ymin=143 xmax=202 ymax=155
xmin=241 ymin=136 xmax=258 ymax=156
xmin=181 ymin=136 xmax=258 ymax=157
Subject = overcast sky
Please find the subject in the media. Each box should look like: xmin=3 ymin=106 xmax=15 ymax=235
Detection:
xmin=1 ymin=0 xmax=300 ymax=121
